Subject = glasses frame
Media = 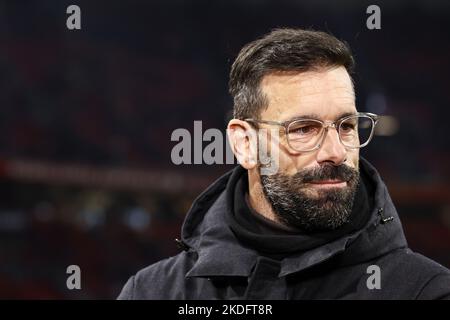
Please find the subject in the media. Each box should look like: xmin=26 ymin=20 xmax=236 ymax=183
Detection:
xmin=245 ymin=112 xmax=379 ymax=153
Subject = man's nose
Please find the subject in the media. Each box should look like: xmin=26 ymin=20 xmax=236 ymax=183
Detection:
xmin=316 ymin=128 xmax=347 ymax=165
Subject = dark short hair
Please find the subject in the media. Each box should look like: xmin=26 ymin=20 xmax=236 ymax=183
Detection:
xmin=229 ymin=28 xmax=355 ymax=120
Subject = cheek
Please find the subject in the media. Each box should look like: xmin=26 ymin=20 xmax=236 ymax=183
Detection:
xmin=263 ymin=135 xmax=360 ymax=175
xmin=263 ymin=137 xmax=299 ymax=175
xmin=282 ymin=149 xmax=359 ymax=175
xmin=258 ymin=131 xmax=296 ymax=173
xmin=346 ymin=150 xmax=359 ymax=169
xmin=278 ymin=150 xmax=318 ymax=176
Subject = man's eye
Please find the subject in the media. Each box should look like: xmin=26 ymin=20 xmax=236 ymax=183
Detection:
xmin=298 ymin=126 xmax=315 ymax=134
xmin=289 ymin=124 xmax=320 ymax=136
xmin=341 ymin=123 xmax=356 ymax=131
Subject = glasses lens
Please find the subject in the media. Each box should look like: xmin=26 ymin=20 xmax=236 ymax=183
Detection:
xmin=287 ymin=120 xmax=324 ymax=151
xmin=339 ymin=116 xmax=374 ymax=148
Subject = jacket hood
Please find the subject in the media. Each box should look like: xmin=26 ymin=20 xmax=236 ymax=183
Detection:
xmin=180 ymin=158 xmax=408 ymax=278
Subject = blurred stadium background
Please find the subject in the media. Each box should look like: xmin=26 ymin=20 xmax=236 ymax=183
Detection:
xmin=0 ymin=0 xmax=449 ymax=298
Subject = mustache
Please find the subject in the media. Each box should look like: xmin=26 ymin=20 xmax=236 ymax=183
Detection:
xmin=292 ymin=164 xmax=359 ymax=184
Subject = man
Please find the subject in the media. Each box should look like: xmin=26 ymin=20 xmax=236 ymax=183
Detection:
xmin=118 ymin=28 xmax=450 ymax=299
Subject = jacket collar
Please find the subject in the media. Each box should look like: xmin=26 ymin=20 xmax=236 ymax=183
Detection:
xmin=185 ymin=192 xmax=259 ymax=278
xmin=182 ymin=158 xmax=407 ymax=278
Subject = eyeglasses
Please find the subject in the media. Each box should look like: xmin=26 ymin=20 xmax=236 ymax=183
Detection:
xmin=245 ymin=112 xmax=379 ymax=152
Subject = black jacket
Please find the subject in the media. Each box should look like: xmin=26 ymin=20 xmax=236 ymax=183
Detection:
xmin=118 ymin=158 xmax=450 ymax=299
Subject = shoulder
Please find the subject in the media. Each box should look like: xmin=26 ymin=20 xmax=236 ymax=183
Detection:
xmin=383 ymin=248 xmax=449 ymax=274
xmin=375 ymin=248 xmax=450 ymax=299
xmin=117 ymin=251 xmax=196 ymax=300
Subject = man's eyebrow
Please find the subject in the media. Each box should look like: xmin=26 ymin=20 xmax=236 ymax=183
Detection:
xmin=282 ymin=114 xmax=322 ymax=123
xmin=281 ymin=111 xmax=357 ymax=124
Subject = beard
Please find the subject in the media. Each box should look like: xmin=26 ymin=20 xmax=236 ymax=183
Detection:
xmin=260 ymin=163 xmax=360 ymax=232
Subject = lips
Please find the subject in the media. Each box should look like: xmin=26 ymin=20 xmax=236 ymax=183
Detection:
xmin=309 ymin=180 xmax=347 ymax=188
xmin=310 ymin=180 xmax=345 ymax=184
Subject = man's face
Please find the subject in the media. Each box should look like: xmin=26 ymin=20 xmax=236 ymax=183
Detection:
xmin=257 ymin=66 xmax=360 ymax=231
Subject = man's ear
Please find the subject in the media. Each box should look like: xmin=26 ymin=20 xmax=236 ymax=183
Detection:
xmin=227 ymin=119 xmax=258 ymax=170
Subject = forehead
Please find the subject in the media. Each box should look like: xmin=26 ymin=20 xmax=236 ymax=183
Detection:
xmin=259 ymin=66 xmax=356 ymax=122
